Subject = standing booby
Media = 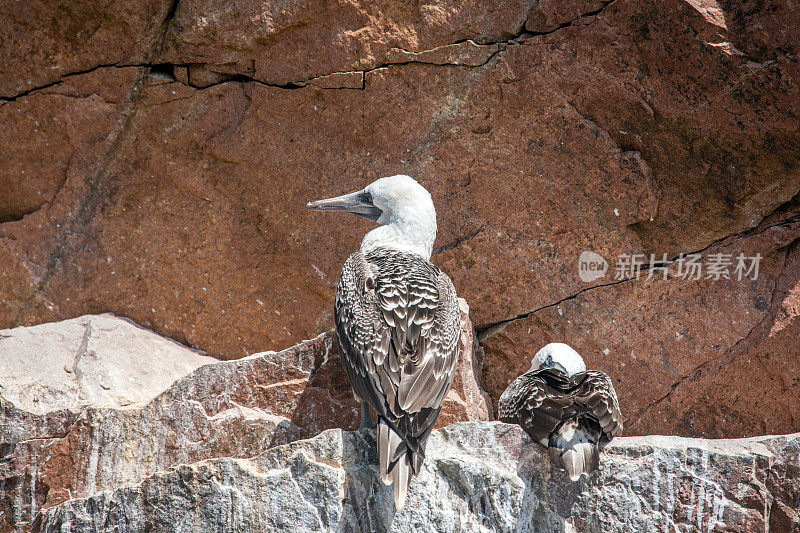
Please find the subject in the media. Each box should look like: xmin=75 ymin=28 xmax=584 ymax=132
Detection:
xmin=307 ymin=175 xmax=460 ymax=510
xmin=498 ymin=343 xmax=623 ymax=480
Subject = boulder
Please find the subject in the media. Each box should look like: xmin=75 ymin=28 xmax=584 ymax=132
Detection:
xmin=0 ymin=313 xmax=215 ymax=415
xmin=0 ymin=313 xmax=216 ymax=453
xmin=0 ymin=314 xmax=215 ymax=530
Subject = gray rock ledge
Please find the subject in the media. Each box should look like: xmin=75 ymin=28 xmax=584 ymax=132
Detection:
xmin=35 ymin=422 xmax=800 ymax=532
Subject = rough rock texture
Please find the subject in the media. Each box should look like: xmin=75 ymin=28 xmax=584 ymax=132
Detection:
xmin=0 ymin=0 xmax=174 ymax=98
xmin=0 ymin=314 xmax=216 ymax=468
xmin=0 ymin=309 xmax=490 ymax=531
xmin=0 ymin=314 xmax=216 ymax=415
xmin=482 ymin=218 xmax=800 ymax=437
xmin=35 ymin=423 xmax=800 ymax=532
xmin=1 ymin=0 xmax=799 ymax=440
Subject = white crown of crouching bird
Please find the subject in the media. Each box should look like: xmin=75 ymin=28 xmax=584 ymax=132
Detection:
xmin=308 ymin=174 xmax=460 ymax=510
xmin=530 ymin=342 xmax=587 ymax=375
xmin=499 ymin=342 xmax=623 ymax=481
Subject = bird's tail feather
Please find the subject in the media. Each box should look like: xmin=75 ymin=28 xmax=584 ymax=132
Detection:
xmin=378 ymin=419 xmax=394 ymax=484
xmin=378 ymin=418 xmax=412 ymax=510
xmin=550 ymin=441 xmax=599 ymax=481
xmin=549 ymin=419 xmax=600 ymax=481
xmin=391 ymin=453 xmax=411 ymax=510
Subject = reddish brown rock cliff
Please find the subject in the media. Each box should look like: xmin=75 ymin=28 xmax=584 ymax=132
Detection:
xmin=0 ymin=0 xmax=798 ymax=440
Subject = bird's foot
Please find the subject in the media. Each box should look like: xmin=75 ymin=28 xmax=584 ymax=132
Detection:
xmin=359 ymin=401 xmax=377 ymax=430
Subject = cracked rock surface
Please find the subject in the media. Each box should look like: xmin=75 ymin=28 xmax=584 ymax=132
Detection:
xmin=1 ymin=0 xmax=799 ymax=441
xmin=34 ymin=423 xmax=800 ymax=532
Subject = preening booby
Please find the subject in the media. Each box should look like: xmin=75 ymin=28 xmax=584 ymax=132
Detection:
xmin=307 ymin=175 xmax=460 ymax=509
xmin=498 ymin=343 xmax=623 ymax=480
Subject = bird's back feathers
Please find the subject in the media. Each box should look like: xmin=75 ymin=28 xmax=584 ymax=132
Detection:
xmin=499 ymin=366 xmax=623 ymax=479
xmin=335 ymin=247 xmax=460 ymax=509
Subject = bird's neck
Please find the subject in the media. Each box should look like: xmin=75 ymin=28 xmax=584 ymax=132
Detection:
xmin=360 ymin=216 xmax=437 ymax=260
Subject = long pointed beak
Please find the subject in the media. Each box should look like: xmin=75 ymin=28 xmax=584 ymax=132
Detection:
xmin=306 ymin=190 xmax=382 ymax=221
xmin=307 ymin=190 xmax=367 ymax=211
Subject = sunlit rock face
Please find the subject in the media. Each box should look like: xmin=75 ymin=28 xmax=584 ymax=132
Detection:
xmin=2 ymin=0 xmax=799 ymax=530
xmin=1 ymin=0 xmax=799 ymax=450
xmin=0 ymin=308 xmax=490 ymax=530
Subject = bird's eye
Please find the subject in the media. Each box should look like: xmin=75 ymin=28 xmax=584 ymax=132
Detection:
xmin=362 ymin=190 xmax=373 ymax=204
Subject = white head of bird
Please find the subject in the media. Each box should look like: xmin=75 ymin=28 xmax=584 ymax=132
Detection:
xmin=307 ymin=175 xmax=437 ymax=259
xmin=530 ymin=343 xmax=587 ymax=376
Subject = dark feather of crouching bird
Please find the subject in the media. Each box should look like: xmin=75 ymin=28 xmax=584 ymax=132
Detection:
xmin=499 ymin=364 xmax=623 ymax=480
